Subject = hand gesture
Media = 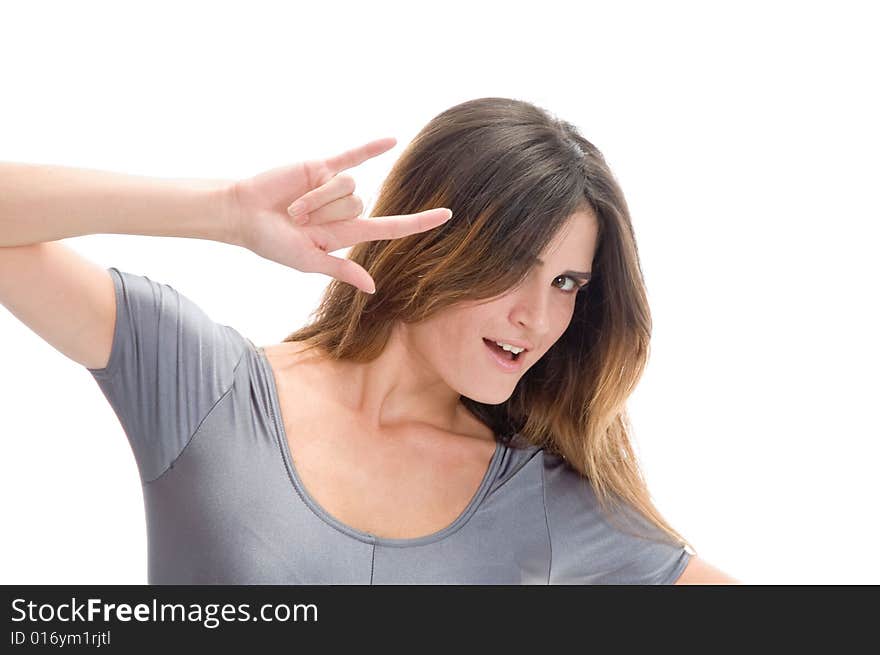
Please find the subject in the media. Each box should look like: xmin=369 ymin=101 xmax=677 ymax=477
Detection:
xmin=228 ymin=137 xmax=452 ymax=294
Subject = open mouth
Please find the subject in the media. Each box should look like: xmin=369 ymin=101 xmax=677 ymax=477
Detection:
xmin=483 ymin=338 xmax=522 ymax=362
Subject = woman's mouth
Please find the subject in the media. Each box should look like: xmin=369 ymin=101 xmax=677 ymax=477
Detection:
xmin=483 ymin=338 xmax=525 ymax=372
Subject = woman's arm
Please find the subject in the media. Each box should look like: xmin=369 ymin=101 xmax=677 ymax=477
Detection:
xmin=0 ymin=161 xmax=237 ymax=247
xmin=674 ymin=555 xmax=742 ymax=584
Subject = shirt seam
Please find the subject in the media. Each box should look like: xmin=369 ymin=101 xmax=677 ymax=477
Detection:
xmin=145 ymin=344 xmax=248 ymax=484
xmin=541 ymin=456 xmax=552 ymax=585
xmin=86 ymin=267 xmax=125 ymax=380
xmin=659 ymin=547 xmax=692 ymax=585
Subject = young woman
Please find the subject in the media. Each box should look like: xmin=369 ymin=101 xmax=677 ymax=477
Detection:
xmin=0 ymin=97 xmax=738 ymax=584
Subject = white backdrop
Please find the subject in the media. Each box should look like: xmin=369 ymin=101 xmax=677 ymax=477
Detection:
xmin=1 ymin=0 xmax=877 ymax=584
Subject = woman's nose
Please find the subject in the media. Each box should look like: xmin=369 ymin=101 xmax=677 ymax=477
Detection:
xmin=510 ymin=286 xmax=551 ymax=336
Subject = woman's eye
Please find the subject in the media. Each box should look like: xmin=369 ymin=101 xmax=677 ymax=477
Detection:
xmin=554 ymin=275 xmax=583 ymax=294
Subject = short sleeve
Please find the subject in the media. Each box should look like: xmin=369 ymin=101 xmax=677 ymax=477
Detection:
xmin=542 ymin=453 xmax=692 ymax=584
xmin=86 ymin=267 xmax=248 ymax=484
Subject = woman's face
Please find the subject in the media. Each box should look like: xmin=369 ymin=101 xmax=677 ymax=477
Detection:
xmin=406 ymin=209 xmax=600 ymax=405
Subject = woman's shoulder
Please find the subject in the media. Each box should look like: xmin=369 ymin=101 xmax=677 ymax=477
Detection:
xmin=259 ymin=339 xmax=327 ymax=368
xmin=257 ymin=340 xmax=344 ymax=394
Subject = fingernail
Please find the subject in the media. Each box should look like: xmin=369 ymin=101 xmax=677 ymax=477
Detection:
xmin=288 ymin=201 xmax=305 ymax=217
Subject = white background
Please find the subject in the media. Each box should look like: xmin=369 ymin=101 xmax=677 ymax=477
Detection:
xmin=1 ymin=1 xmax=877 ymax=584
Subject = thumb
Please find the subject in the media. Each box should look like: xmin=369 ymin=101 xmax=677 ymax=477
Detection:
xmin=314 ymin=252 xmax=377 ymax=295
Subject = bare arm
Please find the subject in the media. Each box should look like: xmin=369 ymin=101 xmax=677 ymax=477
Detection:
xmin=0 ymin=142 xmax=450 ymax=370
xmin=0 ymin=161 xmax=238 ymax=247
xmin=674 ymin=555 xmax=741 ymax=584
xmin=0 ymin=161 xmax=240 ymax=370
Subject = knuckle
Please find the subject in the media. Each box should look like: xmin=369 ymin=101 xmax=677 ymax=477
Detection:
xmin=337 ymin=173 xmax=356 ymax=193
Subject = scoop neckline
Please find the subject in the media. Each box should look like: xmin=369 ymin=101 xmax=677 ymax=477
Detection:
xmin=252 ymin=341 xmax=507 ymax=548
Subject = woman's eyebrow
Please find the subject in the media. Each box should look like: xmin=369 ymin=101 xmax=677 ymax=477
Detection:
xmin=535 ymin=257 xmax=592 ymax=280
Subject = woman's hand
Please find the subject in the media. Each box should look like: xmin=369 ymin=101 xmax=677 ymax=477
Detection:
xmin=226 ymin=137 xmax=452 ymax=294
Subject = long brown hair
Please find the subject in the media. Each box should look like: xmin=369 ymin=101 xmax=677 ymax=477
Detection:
xmin=284 ymin=97 xmax=696 ymax=554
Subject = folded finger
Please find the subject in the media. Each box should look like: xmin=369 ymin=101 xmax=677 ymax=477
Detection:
xmin=288 ymin=174 xmax=357 ymax=219
xmin=301 ymin=194 xmax=364 ymax=225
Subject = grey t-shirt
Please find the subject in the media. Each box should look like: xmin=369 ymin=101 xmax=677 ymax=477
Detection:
xmin=85 ymin=267 xmax=692 ymax=584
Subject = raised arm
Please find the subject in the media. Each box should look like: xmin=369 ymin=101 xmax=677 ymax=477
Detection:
xmin=0 ymin=162 xmax=236 ymax=370
xmin=1 ymin=142 xmax=452 ymax=370
xmin=0 ymin=161 xmax=235 ymax=247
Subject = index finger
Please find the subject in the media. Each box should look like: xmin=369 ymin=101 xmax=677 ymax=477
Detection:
xmin=323 ymin=137 xmax=398 ymax=174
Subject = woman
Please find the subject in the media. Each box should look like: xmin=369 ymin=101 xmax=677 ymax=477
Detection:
xmin=0 ymin=97 xmax=738 ymax=584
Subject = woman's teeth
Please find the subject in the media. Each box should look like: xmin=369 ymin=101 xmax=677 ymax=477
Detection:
xmin=485 ymin=338 xmax=521 ymax=361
